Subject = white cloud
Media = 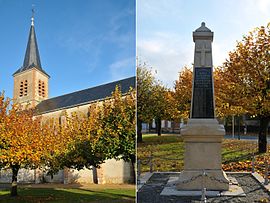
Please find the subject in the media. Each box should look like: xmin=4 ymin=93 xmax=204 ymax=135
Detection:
xmin=137 ymin=0 xmax=184 ymax=21
xmin=242 ymin=0 xmax=270 ymax=17
xmin=137 ymin=31 xmax=193 ymax=88
xmin=137 ymin=0 xmax=270 ymax=88
xmin=109 ymin=57 xmax=135 ymax=80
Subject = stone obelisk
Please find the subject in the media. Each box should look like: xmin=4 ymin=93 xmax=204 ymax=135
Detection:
xmin=176 ymin=22 xmax=229 ymax=191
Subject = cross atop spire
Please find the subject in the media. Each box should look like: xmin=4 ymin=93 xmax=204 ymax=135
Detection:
xmin=31 ymin=6 xmax=35 ymax=26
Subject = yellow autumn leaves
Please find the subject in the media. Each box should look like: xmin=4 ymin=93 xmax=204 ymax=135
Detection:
xmin=0 ymin=86 xmax=136 ymax=174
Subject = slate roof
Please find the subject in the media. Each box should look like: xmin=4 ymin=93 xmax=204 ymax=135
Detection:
xmin=13 ymin=22 xmax=49 ymax=77
xmin=36 ymin=76 xmax=135 ymax=114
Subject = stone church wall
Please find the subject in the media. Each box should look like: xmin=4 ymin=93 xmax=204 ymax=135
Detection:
xmin=0 ymin=159 xmax=132 ymax=184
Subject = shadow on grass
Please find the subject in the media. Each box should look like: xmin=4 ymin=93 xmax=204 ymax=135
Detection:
xmin=0 ymin=187 xmax=135 ymax=203
xmin=140 ymin=135 xmax=183 ymax=145
xmin=222 ymin=150 xmax=258 ymax=164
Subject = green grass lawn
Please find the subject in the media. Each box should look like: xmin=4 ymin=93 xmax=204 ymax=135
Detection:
xmin=137 ymin=134 xmax=261 ymax=173
xmin=0 ymin=187 xmax=135 ymax=203
xmin=138 ymin=134 xmax=185 ymax=172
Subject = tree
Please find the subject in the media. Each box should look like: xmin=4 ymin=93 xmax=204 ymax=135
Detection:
xmin=151 ymin=84 xmax=168 ymax=136
xmin=217 ymin=24 xmax=270 ymax=153
xmin=43 ymin=110 xmax=106 ymax=177
xmin=99 ymin=87 xmax=136 ymax=182
xmin=0 ymin=93 xmax=54 ymax=196
xmin=53 ymin=109 xmax=106 ymax=171
xmin=214 ymin=68 xmax=246 ymax=118
xmin=137 ymin=62 xmax=170 ymax=138
xmin=137 ymin=64 xmax=156 ymax=142
xmin=173 ymin=66 xmax=193 ymax=120
xmin=47 ymin=87 xmax=136 ymax=182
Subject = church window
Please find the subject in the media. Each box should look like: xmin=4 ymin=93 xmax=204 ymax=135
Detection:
xmin=19 ymin=80 xmax=28 ymax=97
xmin=38 ymin=80 xmax=46 ymax=97
xmin=19 ymin=81 xmax=23 ymax=97
xmin=42 ymin=81 xmax=45 ymax=97
xmin=59 ymin=115 xmax=66 ymax=128
xmin=24 ymin=80 xmax=28 ymax=96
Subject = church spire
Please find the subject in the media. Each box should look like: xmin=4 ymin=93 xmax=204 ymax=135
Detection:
xmin=13 ymin=10 xmax=49 ymax=77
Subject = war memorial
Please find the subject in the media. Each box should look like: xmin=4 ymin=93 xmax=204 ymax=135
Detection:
xmin=137 ymin=23 xmax=270 ymax=203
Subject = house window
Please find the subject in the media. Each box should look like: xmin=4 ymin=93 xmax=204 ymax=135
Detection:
xmin=19 ymin=80 xmax=28 ymax=97
xmin=38 ymin=80 xmax=46 ymax=97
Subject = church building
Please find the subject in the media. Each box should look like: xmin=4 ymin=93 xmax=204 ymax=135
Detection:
xmin=0 ymin=15 xmax=135 ymax=184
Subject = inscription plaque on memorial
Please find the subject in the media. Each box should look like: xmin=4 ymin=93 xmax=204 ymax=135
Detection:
xmin=191 ymin=67 xmax=214 ymax=118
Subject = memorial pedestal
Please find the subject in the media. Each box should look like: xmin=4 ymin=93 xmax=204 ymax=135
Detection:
xmin=176 ymin=119 xmax=229 ymax=191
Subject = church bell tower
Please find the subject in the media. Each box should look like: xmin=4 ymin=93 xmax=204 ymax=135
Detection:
xmin=13 ymin=11 xmax=50 ymax=108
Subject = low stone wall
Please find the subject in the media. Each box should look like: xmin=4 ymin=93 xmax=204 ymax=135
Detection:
xmin=44 ymin=170 xmax=64 ymax=183
xmin=102 ymin=159 xmax=133 ymax=184
xmin=0 ymin=159 xmax=133 ymax=184
xmin=0 ymin=169 xmax=35 ymax=183
xmin=65 ymin=167 xmax=94 ymax=184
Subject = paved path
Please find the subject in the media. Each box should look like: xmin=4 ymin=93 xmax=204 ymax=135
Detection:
xmin=137 ymin=173 xmax=270 ymax=203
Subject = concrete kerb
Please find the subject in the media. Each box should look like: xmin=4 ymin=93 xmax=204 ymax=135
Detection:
xmin=161 ymin=172 xmax=245 ymax=197
xmin=251 ymin=172 xmax=270 ymax=191
xmin=226 ymin=171 xmax=270 ymax=192
xmin=137 ymin=172 xmax=153 ymax=191
xmin=138 ymin=171 xmax=270 ymax=196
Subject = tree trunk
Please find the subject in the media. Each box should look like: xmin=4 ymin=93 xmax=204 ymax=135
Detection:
xmin=92 ymin=167 xmax=98 ymax=184
xmin=11 ymin=165 xmax=20 ymax=197
xmin=156 ymin=118 xmax=161 ymax=136
xmin=258 ymin=116 xmax=270 ymax=153
xmin=131 ymin=161 xmax=136 ymax=184
xmin=137 ymin=119 xmax=143 ymax=143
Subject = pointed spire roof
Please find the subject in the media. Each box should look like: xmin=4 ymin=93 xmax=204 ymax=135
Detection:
xmin=13 ymin=14 xmax=49 ymax=77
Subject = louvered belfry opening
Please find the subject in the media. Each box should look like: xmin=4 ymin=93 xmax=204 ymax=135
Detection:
xmin=19 ymin=80 xmax=28 ymax=97
xmin=38 ymin=80 xmax=46 ymax=97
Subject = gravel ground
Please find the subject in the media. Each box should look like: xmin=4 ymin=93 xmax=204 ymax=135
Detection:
xmin=137 ymin=173 xmax=270 ymax=203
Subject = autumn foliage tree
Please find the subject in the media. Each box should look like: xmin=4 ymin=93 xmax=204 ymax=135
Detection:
xmin=98 ymin=87 xmax=136 ymax=181
xmin=47 ymin=87 xmax=136 ymax=182
xmin=137 ymin=64 xmax=156 ymax=141
xmin=214 ymin=68 xmax=246 ymax=118
xmin=0 ymin=94 xmax=54 ymax=196
xmin=173 ymin=66 xmax=193 ymax=120
xmin=137 ymin=63 xmax=170 ymax=139
xmin=45 ymin=109 xmax=106 ymax=174
xmin=217 ymin=24 xmax=270 ymax=153
xmin=0 ymin=85 xmax=136 ymax=196
xmin=151 ymin=84 xmax=169 ymax=136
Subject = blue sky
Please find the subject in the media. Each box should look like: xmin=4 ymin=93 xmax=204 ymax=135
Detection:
xmin=137 ymin=0 xmax=270 ymax=88
xmin=0 ymin=0 xmax=135 ymax=99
